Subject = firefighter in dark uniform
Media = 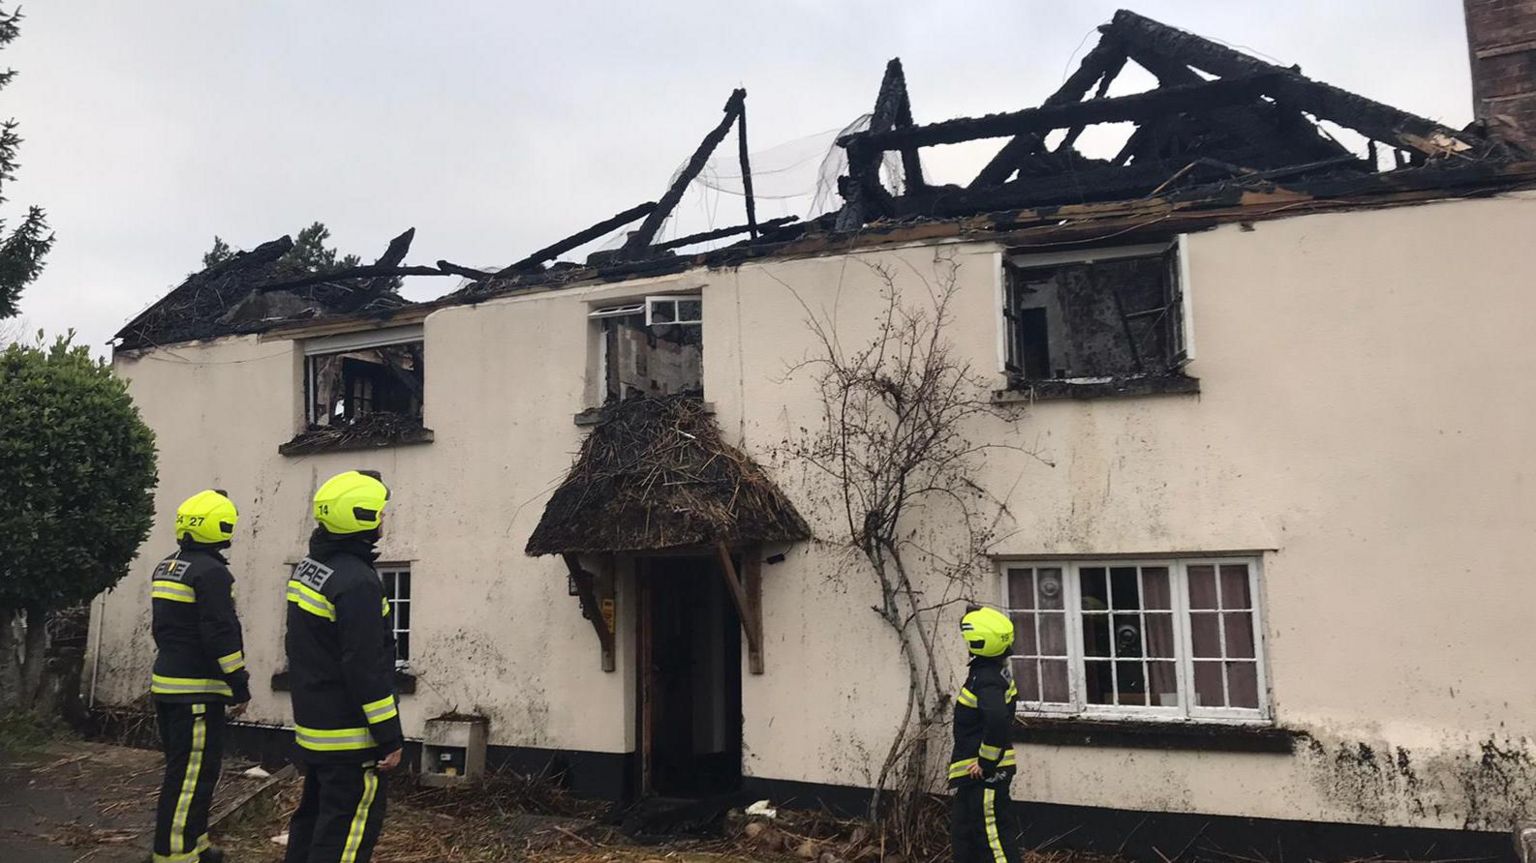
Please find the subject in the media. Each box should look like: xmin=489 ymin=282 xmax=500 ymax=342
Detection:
xmin=949 ymin=606 xmax=1020 ymax=863
xmin=282 ymin=470 xmax=403 ymax=863
xmin=149 ymin=489 xmax=250 ymax=863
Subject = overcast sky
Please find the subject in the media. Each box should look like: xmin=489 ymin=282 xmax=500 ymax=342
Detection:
xmin=7 ymin=0 xmax=1473 ymax=351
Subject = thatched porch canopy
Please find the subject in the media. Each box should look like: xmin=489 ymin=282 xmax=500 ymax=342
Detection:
xmin=524 ymin=395 xmax=811 ymax=557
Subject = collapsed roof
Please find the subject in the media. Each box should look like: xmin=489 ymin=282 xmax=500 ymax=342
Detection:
xmin=115 ymin=229 xmax=424 ymax=350
xmin=116 ymin=9 xmax=1536 ymax=350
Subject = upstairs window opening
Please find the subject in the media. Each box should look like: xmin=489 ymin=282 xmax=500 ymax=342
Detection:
xmin=590 ymin=295 xmax=702 ymax=405
xmin=304 ymin=328 xmax=425 ymax=429
xmin=1003 ymin=242 xmax=1190 ymax=389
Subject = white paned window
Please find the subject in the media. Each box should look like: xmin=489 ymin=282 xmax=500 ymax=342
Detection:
xmin=378 ymin=564 xmax=411 ymax=668
xmin=1001 ymin=559 xmax=1268 ymax=722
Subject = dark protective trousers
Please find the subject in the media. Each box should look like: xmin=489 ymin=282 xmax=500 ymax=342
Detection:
xmin=951 ymin=779 xmax=1022 ymax=863
xmin=283 ymin=762 xmax=387 ymax=863
xmin=154 ymin=701 xmax=225 ymax=863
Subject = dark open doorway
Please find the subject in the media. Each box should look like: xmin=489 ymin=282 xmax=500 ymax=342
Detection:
xmin=636 ymin=555 xmax=743 ymax=797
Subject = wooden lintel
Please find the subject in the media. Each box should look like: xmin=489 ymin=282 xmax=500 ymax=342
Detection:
xmin=715 ymin=541 xmax=764 ymax=674
xmin=563 ymin=553 xmax=616 ymax=672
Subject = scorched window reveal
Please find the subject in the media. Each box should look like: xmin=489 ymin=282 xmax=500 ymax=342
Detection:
xmin=589 ymin=295 xmax=703 ymax=405
xmin=303 ymin=327 xmax=425 ymax=428
xmin=1000 ymin=558 xmax=1268 ymax=722
xmin=1002 ymin=241 xmax=1190 ymax=388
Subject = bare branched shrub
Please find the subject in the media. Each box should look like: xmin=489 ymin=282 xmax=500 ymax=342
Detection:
xmin=776 ymin=248 xmax=1038 ymax=852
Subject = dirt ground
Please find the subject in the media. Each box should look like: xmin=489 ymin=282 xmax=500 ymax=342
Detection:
xmin=2 ymin=737 xmax=1096 ymax=863
xmin=0 ymin=738 xmax=273 ymax=863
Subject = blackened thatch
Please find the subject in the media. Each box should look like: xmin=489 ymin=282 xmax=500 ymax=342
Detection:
xmin=525 ymin=395 xmax=811 ymax=556
xmin=115 ymin=235 xmax=410 ymax=350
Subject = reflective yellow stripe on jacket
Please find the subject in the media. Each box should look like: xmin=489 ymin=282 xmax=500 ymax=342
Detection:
xmin=217 ymin=650 xmax=245 ymax=674
xmin=362 ymin=695 xmax=398 ymax=725
xmin=295 ymin=724 xmax=377 ymax=752
xmin=957 ymin=687 xmax=979 ymax=708
xmin=948 ymin=748 xmax=1016 ymax=779
xmin=151 ymin=580 xmax=197 ymax=603
xmin=286 ymin=580 xmax=336 ymax=621
xmin=150 ymin=674 xmax=233 ymax=698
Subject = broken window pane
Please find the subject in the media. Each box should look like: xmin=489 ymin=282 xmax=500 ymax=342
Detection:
xmin=306 ymin=342 xmax=425 ymax=428
xmin=597 ymin=307 xmax=703 ymax=404
xmin=1003 ymin=249 xmax=1185 ymax=387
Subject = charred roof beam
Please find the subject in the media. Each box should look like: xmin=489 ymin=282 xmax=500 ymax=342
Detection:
xmin=970 ymin=36 xmax=1131 ymax=189
xmin=842 ymin=72 xmax=1283 ymax=152
xmin=1105 ymin=9 xmax=1495 ymax=159
xmin=619 ymin=89 xmax=747 ymax=260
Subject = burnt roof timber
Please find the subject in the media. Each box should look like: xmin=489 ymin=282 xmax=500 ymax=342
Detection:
xmin=1054 ymin=50 xmax=1131 ymax=154
xmin=254 ymin=264 xmax=449 ymax=294
xmin=335 ymin=227 xmax=416 ymax=313
xmin=620 ymin=89 xmax=746 ymax=259
xmin=498 ymin=200 xmax=657 ymax=275
xmin=436 ymin=260 xmax=493 ymax=280
xmin=1116 ymin=42 xmax=1346 ymax=165
xmin=1105 ymin=9 xmax=1497 ymax=159
xmin=736 ymin=97 xmax=759 ymax=239
xmin=845 ymin=72 xmax=1283 ymax=151
xmin=836 ymin=59 xmax=913 ymax=230
xmin=651 ymin=215 xmax=798 ymax=252
xmin=970 ymin=36 xmax=1131 ymax=189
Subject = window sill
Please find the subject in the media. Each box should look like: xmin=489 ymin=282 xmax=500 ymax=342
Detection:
xmin=271 ymin=670 xmax=417 ymax=695
xmin=278 ymin=422 xmax=434 ymax=456
xmin=995 ymin=373 xmax=1199 ymax=404
xmin=574 ymin=400 xmax=715 ymax=427
xmin=1013 ymin=716 xmax=1301 ymax=753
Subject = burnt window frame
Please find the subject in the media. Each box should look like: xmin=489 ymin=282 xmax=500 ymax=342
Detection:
xmin=301 ymin=326 xmax=426 ymax=429
xmin=1001 ymin=239 xmax=1194 ymax=391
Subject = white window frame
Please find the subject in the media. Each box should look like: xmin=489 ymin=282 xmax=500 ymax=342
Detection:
xmin=643 ymin=294 xmax=702 ymax=327
xmin=378 ymin=563 xmax=411 ymax=670
xmin=999 ymin=557 xmax=1269 ymax=724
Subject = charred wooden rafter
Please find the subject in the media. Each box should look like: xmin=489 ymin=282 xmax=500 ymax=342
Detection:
xmin=1104 ymin=9 xmax=1498 ymax=159
xmin=334 ymin=227 xmax=417 ymax=313
xmin=620 ymin=89 xmax=747 ymax=259
xmin=499 ymin=201 xmax=658 ymax=276
xmin=837 ymin=58 xmax=921 ymax=230
xmin=435 ymin=260 xmax=493 ymax=280
xmin=651 ymin=215 xmax=798 ymax=252
xmin=844 ymin=73 xmax=1283 ymax=151
xmin=972 ymin=36 xmax=1130 ymax=189
xmin=255 ymin=263 xmax=448 ymax=294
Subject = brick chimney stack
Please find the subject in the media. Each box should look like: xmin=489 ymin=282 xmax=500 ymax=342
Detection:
xmin=1464 ymin=0 xmax=1536 ymax=150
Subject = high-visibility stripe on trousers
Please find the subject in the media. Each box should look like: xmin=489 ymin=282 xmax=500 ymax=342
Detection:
xmin=283 ymin=761 xmax=387 ymax=863
xmin=951 ymin=779 xmax=1020 ymax=863
xmin=154 ymin=701 xmax=224 ymax=863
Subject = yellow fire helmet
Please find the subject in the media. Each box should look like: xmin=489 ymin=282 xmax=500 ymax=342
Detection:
xmin=175 ymin=489 xmax=239 ymax=545
xmin=960 ymin=606 xmax=1015 ymax=658
xmin=313 ymin=470 xmax=390 ymax=535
